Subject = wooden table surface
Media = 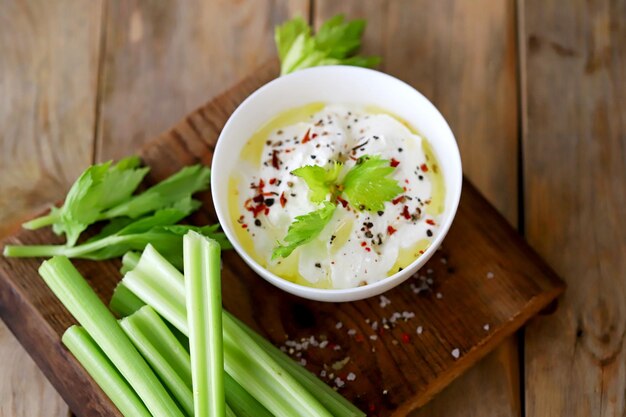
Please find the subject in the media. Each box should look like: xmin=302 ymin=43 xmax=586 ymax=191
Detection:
xmin=0 ymin=1 xmax=623 ymax=416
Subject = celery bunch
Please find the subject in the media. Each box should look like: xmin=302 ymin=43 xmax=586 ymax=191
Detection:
xmin=42 ymin=236 xmax=364 ymax=417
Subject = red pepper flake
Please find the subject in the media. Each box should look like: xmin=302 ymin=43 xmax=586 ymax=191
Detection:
xmin=271 ymin=150 xmax=281 ymax=169
xmin=403 ymin=186 xmax=407 ymax=192
xmin=390 ymin=158 xmax=400 ymax=167
xmin=355 ymin=334 xmax=365 ymax=343
xmin=269 ymin=178 xmax=277 ymax=185
xmin=404 ymin=179 xmax=409 ymax=184
xmin=361 ymin=241 xmax=367 ymax=247
xmin=241 ymin=224 xmax=248 ymax=229
xmin=365 ymin=247 xmax=371 ymax=252
xmin=280 ymin=192 xmax=287 ymax=208
xmin=301 ymin=128 xmax=312 ymax=144
xmin=420 ymin=163 xmax=429 ymax=172
xmin=387 ymin=225 xmax=397 ymax=235
xmin=336 ymin=196 xmax=349 ymax=208
xmin=419 ymin=250 xmax=425 ymax=254
xmin=311 ymin=133 xmax=318 ymax=139
xmin=401 ymin=206 xmax=411 ymax=220
xmin=401 ymin=333 xmax=411 ymax=344
xmin=426 ymin=219 xmax=436 ymax=226
xmin=391 ymin=196 xmax=405 ymax=205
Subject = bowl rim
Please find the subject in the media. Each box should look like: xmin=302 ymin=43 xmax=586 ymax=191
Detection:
xmin=211 ymin=65 xmax=462 ymax=302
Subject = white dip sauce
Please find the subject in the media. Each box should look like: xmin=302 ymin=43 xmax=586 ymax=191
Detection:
xmin=229 ymin=103 xmax=445 ymax=289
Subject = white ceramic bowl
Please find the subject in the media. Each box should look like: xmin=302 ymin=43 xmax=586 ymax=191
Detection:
xmin=212 ymin=66 xmax=462 ymax=302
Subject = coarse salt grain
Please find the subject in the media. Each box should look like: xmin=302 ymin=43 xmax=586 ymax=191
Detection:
xmin=299 ymin=358 xmax=307 ymax=366
xmin=334 ymin=377 xmax=345 ymax=388
xmin=451 ymin=348 xmax=460 ymax=359
xmin=319 ymin=340 xmax=329 ymax=348
xmin=379 ymin=295 xmax=391 ymax=308
xmin=416 ymin=326 xmax=423 ymax=335
xmin=335 ymin=321 xmax=343 ymax=329
xmin=320 ymin=370 xmax=327 ymax=377
xmin=347 ymin=329 xmax=357 ymax=336
xmin=483 ymin=324 xmax=490 ymax=331
xmin=487 ymin=272 xmax=495 ymax=279
xmin=436 ymin=292 xmax=443 ymax=299
xmin=370 ymin=335 xmax=378 ymax=341
xmin=346 ymin=372 xmax=356 ymax=381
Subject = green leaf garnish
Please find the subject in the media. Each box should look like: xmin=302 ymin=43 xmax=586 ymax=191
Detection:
xmin=342 ymin=155 xmax=404 ymax=212
xmin=272 ymin=202 xmax=336 ymax=260
xmin=291 ymin=162 xmax=343 ymax=203
xmin=103 ymin=165 xmax=210 ymax=219
xmin=24 ymin=156 xmax=149 ymax=246
xmin=273 ymin=155 xmax=402 ymax=259
xmin=275 ymin=14 xmax=380 ymax=75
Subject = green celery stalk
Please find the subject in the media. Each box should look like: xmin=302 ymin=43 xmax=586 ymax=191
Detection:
xmin=110 ymin=283 xmax=145 ymax=318
xmin=120 ymin=306 xmax=194 ymax=416
xmin=121 ymin=251 xmax=141 ymax=274
xmin=224 ymin=372 xmax=273 ymax=417
xmin=122 ymin=245 xmax=333 ymax=417
xmin=122 ymin=245 xmax=188 ymax=332
xmin=39 ymin=256 xmax=184 ymax=417
xmin=227 ymin=312 xmax=365 ymax=417
xmin=62 ymin=326 xmax=152 ymax=417
xmin=183 ymin=231 xmax=225 ymax=417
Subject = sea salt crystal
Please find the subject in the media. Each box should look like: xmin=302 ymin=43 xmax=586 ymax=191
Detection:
xmin=487 ymin=272 xmax=495 ymax=279
xmin=416 ymin=326 xmax=423 ymax=335
xmin=370 ymin=335 xmax=378 ymax=341
xmin=319 ymin=340 xmax=329 ymax=348
xmin=379 ymin=295 xmax=391 ymax=308
xmin=346 ymin=372 xmax=356 ymax=381
xmin=334 ymin=377 xmax=345 ymax=388
xmin=335 ymin=321 xmax=343 ymax=329
xmin=347 ymin=329 xmax=357 ymax=336
xmin=483 ymin=324 xmax=490 ymax=331
xmin=436 ymin=292 xmax=443 ymax=299
xmin=320 ymin=370 xmax=327 ymax=378
xmin=451 ymin=348 xmax=460 ymax=359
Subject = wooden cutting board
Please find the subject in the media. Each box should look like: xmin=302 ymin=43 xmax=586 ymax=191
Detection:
xmin=0 ymin=61 xmax=564 ymax=417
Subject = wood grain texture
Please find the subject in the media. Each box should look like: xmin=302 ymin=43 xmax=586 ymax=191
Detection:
xmin=0 ymin=1 xmax=104 ymax=415
xmin=522 ymin=0 xmax=626 ymax=416
xmin=0 ymin=62 xmax=563 ymax=417
xmin=314 ymin=2 xmax=522 ymax=415
xmin=95 ymin=0 xmax=308 ymax=162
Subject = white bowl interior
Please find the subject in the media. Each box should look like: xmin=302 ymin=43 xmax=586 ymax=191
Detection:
xmin=212 ymin=66 xmax=462 ymax=302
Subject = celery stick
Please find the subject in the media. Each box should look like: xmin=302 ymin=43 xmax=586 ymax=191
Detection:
xmin=120 ymin=251 xmax=141 ymax=274
xmin=122 ymin=245 xmax=188 ymax=332
xmin=62 ymin=326 xmax=152 ymax=417
xmin=227 ymin=313 xmax=365 ymax=417
xmin=224 ymin=373 xmax=273 ymax=417
xmin=184 ymin=232 xmax=225 ymax=417
xmin=121 ymin=306 xmax=194 ymax=416
xmin=39 ymin=256 xmax=184 ymax=417
xmin=110 ymin=283 xmax=145 ymax=317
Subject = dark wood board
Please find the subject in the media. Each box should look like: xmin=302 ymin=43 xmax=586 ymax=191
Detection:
xmin=0 ymin=61 xmax=564 ymax=417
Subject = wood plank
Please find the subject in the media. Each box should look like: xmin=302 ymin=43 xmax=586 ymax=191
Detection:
xmin=521 ymin=0 xmax=626 ymax=416
xmin=0 ymin=1 xmax=104 ymax=415
xmin=314 ymin=2 xmax=522 ymax=416
xmin=0 ymin=62 xmax=563 ymax=417
xmin=95 ymin=0 xmax=309 ymax=162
